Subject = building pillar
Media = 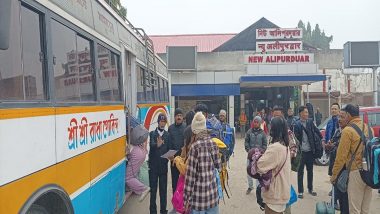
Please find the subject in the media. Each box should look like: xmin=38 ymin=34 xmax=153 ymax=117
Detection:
xmin=229 ymin=95 xmax=234 ymax=127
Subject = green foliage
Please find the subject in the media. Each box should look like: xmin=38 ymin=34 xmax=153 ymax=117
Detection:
xmin=297 ymin=20 xmax=333 ymax=50
xmin=106 ymin=0 xmax=127 ymax=19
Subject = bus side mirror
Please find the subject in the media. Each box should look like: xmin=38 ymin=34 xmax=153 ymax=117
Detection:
xmin=0 ymin=0 xmax=12 ymax=50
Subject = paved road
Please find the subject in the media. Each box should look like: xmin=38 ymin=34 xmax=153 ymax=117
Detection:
xmin=119 ymin=137 xmax=380 ymax=214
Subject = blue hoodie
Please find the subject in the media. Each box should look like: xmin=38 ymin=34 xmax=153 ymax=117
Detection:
xmin=325 ymin=115 xmax=338 ymax=143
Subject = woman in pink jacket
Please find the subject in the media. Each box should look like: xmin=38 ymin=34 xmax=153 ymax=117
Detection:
xmin=126 ymin=125 xmax=150 ymax=202
xmin=257 ymin=117 xmax=291 ymax=214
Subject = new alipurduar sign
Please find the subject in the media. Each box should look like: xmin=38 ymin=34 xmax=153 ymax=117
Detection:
xmin=245 ymin=53 xmax=314 ymax=64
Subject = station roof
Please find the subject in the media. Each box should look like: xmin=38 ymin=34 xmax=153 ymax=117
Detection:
xmin=150 ymin=34 xmax=236 ymax=54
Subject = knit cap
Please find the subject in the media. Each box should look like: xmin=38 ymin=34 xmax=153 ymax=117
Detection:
xmin=191 ymin=112 xmax=207 ymax=134
xmin=253 ymin=116 xmax=262 ymax=123
xmin=130 ymin=124 xmax=149 ymax=146
xmin=157 ymin=113 xmax=167 ymax=123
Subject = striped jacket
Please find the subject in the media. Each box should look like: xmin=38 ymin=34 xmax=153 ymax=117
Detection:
xmin=184 ymin=134 xmax=221 ymax=211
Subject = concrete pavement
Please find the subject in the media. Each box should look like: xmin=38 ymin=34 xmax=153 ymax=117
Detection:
xmin=119 ymin=137 xmax=380 ymax=214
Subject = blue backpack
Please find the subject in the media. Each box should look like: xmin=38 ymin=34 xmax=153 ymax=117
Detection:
xmin=223 ymin=125 xmax=235 ymax=158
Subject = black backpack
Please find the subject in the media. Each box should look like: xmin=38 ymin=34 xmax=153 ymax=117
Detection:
xmin=350 ymin=124 xmax=380 ymax=189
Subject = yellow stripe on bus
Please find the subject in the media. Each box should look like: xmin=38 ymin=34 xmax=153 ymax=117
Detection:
xmin=0 ymin=105 xmax=124 ymax=120
xmin=0 ymin=136 xmax=126 ymax=214
xmin=137 ymin=103 xmax=169 ymax=108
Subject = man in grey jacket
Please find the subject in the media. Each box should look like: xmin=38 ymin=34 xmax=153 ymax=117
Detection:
xmin=245 ymin=116 xmax=267 ymax=194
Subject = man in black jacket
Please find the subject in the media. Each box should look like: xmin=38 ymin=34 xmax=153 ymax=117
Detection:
xmin=168 ymin=108 xmax=185 ymax=194
xmin=294 ymin=106 xmax=323 ymax=199
xmin=149 ymin=113 xmax=170 ymax=214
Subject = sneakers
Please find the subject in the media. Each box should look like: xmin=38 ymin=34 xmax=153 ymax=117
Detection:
xmin=139 ymin=187 xmax=150 ymax=202
xmin=308 ymin=190 xmax=317 ymax=196
xmin=298 ymin=193 xmax=304 ymax=199
xmin=246 ymin=188 xmax=253 ymax=195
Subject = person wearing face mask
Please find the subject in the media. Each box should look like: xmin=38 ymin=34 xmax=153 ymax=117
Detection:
xmin=149 ymin=113 xmax=170 ymax=214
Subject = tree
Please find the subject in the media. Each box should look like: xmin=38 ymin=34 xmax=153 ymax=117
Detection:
xmin=297 ymin=20 xmax=333 ymax=50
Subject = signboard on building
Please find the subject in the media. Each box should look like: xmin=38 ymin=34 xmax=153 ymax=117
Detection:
xmin=256 ymin=28 xmax=302 ymax=40
xmin=244 ymin=53 xmax=314 ymax=64
xmin=256 ymin=41 xmax=303 ymax=53
xmin=344 ymin=41 xmax=380 ymax=68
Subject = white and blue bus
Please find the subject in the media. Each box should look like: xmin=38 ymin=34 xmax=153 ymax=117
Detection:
xmin=0 ymin=0 xmax=167 ymax=213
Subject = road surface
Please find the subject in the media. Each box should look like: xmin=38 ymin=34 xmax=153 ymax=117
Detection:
xmin=119 ymin=136 xmax=380 ymax=214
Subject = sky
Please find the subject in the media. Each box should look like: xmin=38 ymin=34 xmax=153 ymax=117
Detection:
xmin=121 ymin=0 xmax=380 ymax=49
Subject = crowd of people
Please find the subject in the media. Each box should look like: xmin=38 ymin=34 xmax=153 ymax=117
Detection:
xmin=125 ymin=102 xmax=376 ymax=214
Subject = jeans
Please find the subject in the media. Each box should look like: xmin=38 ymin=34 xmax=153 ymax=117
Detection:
xmin=297 ymin=151 xmax=314 ymax=193
xmin=149 ymin=170 xmax=168 ymax=214
xmin=191 ymin=205 xmax=219 ymax=214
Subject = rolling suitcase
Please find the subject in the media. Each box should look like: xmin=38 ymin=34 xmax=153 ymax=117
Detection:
xmin=315 ymin=185 xmax=335 ymax=214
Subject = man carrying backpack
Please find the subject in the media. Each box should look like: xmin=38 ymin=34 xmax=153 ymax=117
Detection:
xmin=219 ymin=109 xmax=235 ymax=157
xmin=245 ymin=116 xmax=267 ymax=194
xmin=331 ymin=104 xmax=373 ymax=214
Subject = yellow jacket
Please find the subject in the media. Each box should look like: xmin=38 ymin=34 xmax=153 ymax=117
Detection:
xmin=331 ymin=117 xmax=369 ymax=182
xmin=173 ymin=145 xmax=190 ymax=175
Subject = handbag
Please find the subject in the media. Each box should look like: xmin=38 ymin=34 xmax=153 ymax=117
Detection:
xmin=172 ymin=175 xmax=185 ymax=213
xmin=287 ymin=185 xmax=297 ymax=207
xmin=137 ymin=161 xmax=149 ymax=187
xmin=336 ymin=124 xmax=363 ymax=193
xmin=291 ymin=149 xmax=302 ymax=172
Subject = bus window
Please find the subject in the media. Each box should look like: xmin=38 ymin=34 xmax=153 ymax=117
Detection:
xmin=0 ymin=0 xmax=11 ymax=50
xmin=165 ymin=81 xmax=169 ymax=102
xmin=367 ymin=112 xmax=380 ymax=127
xmin=0 ymin=3 xmax=46 ymax=101
xmin=156 ymin=76 xmax=161 ymax=101
xmin=136 ymin=66 xmax=145 ymax=102
xmin=97 ymin=44 xmax=121 ymax=101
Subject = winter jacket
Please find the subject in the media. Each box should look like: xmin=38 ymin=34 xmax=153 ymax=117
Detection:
xmin=257 ymin=142 xmax=291 ymax=206
xmin=331 ymin=117 xmax=370 ymax=182
xmin=245 ymin=128 xmax=267 ymax=152
xmin=148 ymin=128 xmax=170 ymax=174
xmin=168 ymin=122 xmax=186 ymax=156
xmin=325 ymin=116 xmax=339 ymax=143
xmin=294 ymin=119 xmax=323 ymax=155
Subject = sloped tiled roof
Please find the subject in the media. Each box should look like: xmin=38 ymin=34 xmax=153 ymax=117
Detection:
xmin=213 ymin=17 xmax=279 ymax=52
xmin=150 ymin=34 xmax=236 ymax=53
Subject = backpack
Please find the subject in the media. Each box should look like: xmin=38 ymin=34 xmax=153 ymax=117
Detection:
xmin=207 ymin=115 xmax=223 ymax=140
xmin=211 ymin=138 xmax=231 ymax=200
xmin=222 ymin=124 xmax=235 ymax=159
xmin=350 ymin=124 xmax=380 ymax=189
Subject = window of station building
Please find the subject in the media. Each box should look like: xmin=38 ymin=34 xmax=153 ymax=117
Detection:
xmin=0 ymin=3 xmax=46 ymax=101
xmin=136 ymin=66 xmax=145 ymax=102
xmin=97 ymin=44 xmax=121 ymax=102
xmin=52 ymin=20 xmax=96 ymax=102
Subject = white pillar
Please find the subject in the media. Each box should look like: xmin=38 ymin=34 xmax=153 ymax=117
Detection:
xmin=373 ymin=67 xmax=378 ymax=106
xmin=306 ymin=84 xmax=310 ymax=104
xmin=229 ymin=95 xmax=234 ymax=127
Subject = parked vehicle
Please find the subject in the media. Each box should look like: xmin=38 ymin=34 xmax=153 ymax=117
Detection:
xmin=314 ymin=106 xmax=380 ymax=166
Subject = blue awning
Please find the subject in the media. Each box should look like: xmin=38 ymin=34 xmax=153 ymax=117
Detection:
xmin=239 ymin=74 xmax=326 ymax=88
